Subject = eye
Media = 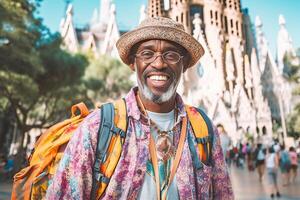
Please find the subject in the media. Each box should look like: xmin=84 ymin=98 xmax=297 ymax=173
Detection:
xmin=164 ymin=51 xmax=180 ymax=61
xmin=139 ymin=50 xmax=154 ymax=59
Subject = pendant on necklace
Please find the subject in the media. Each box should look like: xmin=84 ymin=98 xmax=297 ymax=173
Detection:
xmin=156 ymin=133 xmax=175 ymax=162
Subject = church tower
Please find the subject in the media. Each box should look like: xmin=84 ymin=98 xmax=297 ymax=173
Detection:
xmin=147 ymin=0 xmax=245 ymax=93
xmin=223 ymin=0 xmax=244 ymax=85
xmin=168 ymin=0 xmax=191 ymax=32
xmin=148 ymin=0 xmax=165 ymax=17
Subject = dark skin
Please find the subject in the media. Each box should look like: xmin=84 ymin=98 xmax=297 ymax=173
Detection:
xmin=129 ymin=39 xmax=189 ymax=113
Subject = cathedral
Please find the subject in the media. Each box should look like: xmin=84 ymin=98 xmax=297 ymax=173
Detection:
xmin=60 ymin=0 xmax=299 ymax=144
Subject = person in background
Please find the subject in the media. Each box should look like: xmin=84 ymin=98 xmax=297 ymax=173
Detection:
xmin=266 ymin=146 xmax=280 ymax=198
xmin=289 ymin=146 xmax=298 ymax=183
xmin=217 ymin=124 xmax=231 ymax=165
xmin=246 ymin=142 xmax=255 ymax=171
xmin=254 ymin=143 xmax=266 ymax=182
xmin=279 ymin=145 xmax=291 ymax=186
xmin=273 ymin=139 xmax=280 ymax=153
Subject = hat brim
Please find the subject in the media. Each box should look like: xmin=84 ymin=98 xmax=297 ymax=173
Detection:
xmin=116 ymin=26 xmax=204 ymax=69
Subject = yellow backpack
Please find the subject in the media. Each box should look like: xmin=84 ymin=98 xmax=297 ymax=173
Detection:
xmin=12 ymin=100 xmax=213 ymax=200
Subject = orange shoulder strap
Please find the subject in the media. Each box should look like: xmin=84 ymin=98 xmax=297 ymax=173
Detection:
xmin=94 ymin=98 xmax=128 ymax=199
xmin=113 ymin=99 xmax=127 ymax=133
xmin=185 ymin=105 xmax=210 ymax=163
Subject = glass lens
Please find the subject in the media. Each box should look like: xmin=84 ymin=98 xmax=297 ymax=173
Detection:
xmin=163 ymin=51 xmax=180 ymax=63
xmin=139 ymin=50 xmax=155 ymax=60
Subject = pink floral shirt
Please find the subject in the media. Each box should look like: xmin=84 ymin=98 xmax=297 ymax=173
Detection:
xmin=46 ymin=87 xmax=233 ymax=199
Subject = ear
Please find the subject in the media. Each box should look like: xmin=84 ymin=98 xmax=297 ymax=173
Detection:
xmin=130 ymin=63 xmax=135 ymax=71
xmin=183 ymin=66 xmax=188 ymax=73
xmin=182 ymin=55 xmax=190 ymax=73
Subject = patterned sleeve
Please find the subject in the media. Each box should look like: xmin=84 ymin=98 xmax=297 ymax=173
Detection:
xmin=46 ymin=110 xmax=100 ymax=200
xmin=211 ymin=126 xmax=234 ymax=199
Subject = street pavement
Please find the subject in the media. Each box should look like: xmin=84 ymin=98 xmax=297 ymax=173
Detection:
xmin=1 ymin=166 xmax=299 ymax=200
xmin=230 ymin=166 xmax=300 ymax=200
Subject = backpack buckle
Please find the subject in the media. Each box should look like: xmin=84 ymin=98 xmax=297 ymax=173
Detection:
xmin=95 ymin=172 xmax=110 ymax=184
xmin=111 ymin=126 xmax=126 ymax=138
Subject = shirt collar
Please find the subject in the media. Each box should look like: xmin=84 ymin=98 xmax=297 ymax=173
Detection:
xmin=124 ymin=87 xmax=187 ymax=121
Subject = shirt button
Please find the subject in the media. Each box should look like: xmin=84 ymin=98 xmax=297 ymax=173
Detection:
xmin=137 ymin=169 xmax=142 ymax=175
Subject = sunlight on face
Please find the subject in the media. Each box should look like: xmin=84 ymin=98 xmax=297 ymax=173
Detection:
xmin=134 ymin=63 xmax=182 ymax=103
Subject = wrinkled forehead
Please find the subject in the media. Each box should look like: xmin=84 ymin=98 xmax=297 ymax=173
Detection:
xmin=130 ymin=39 xmax=187 ymax=54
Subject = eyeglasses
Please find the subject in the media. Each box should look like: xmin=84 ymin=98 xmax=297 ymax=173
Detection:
xmin=135 ymin=50 xmax=183 ymax=65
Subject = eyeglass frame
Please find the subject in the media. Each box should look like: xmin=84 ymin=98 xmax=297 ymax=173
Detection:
xmin=134 ymin=50 xmax=184 ymax=65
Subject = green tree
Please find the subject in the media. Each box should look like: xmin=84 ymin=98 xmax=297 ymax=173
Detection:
xmin=84 ymin=55 xmax=133 ymax=105
xmin=0 ymin=0 xmax=89 ymax=169
xmin=285 ymin=50 xmax=300 ymax=139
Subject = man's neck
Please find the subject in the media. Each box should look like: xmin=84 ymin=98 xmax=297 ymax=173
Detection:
xmin=138 ymin=91 xmax=176 ymax=113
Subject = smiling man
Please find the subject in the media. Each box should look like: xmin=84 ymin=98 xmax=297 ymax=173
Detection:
xmin=46 ymin=17 xmax=233 ymax=200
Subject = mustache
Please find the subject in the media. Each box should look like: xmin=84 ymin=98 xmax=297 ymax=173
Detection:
xmin=142 ymin=67 xmax=176 ymax=82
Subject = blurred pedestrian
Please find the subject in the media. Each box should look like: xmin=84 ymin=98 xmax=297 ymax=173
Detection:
xmin=279 ymin=145 xmax=291 ymax=186
xmin=254 ymin=143 xmax=266 ymax=182
xmin=217 ymin=124 xmax=231 ymax=165
xmin=266 ymin=146 xmax=280 ymax=198
xmin=246 ymin=143 xmax=255 ymax=171
xmin=289 ymin=146 xmax=298 ymax=183
xmin=237 ymin=143 xmax=245 ymax=168
xmin=228 ymin=147 xmax=235 ymax=167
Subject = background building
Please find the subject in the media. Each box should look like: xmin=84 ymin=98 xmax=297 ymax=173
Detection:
xmin=60 ymin=0 xmax=299 ymax=145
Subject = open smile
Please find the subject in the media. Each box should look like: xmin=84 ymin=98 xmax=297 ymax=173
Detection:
xmin=146 ymin=73 xmax=172 ymax=89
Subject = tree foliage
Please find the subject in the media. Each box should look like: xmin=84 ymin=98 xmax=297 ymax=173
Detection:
xmin=0 ymin=0 xmax=134 ymax=164
xmin=84 ymin=55 xmax=133 ymax=104
xmin=285 ymin=49 xmax=300 ymax=139
xmin=0 ymin=0 xmax=88 ymax=143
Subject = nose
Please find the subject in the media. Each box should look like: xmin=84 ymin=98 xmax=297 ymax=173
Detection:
xmin=150 ymin=54 xmax=167 ymax=69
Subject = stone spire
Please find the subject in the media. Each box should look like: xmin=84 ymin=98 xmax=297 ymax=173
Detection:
xmin=90 ymin=8 xmax=99 ymax=25
xmin=99 ymin=0 xmax=111 ymax=25
xmin=139 ymin=4 xmax=147 ymax=24
xmin=255 ymin=16 xmax=269 ymax=72
xmin=277 ymin=14 xmax=299 ymax=73
xmin=60 ymin=4 xmax=79 ymax=52
xmin=101 ymin=3 xmax=120 ymax=57
xmin=225 ymin=43 xmax=236 ymax=95
xmin=244 ymin=54 xmax=253 ymax=99
xmin=250 ymin=48 xmax=262 ymax=87
xmin=66 ymin=3 xmax=73 ymax=16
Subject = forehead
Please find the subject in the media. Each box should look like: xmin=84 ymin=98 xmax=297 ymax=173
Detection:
xmin=135 ymin=39 xmax=185 ymax=52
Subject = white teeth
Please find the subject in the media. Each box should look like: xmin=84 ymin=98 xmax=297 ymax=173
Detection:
xmin=149 ymin=75 xmax=168 ymax=81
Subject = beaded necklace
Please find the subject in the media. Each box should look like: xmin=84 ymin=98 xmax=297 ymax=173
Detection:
xmin=136 ymin=92 xmax=188 ymax=200
xmin=136 ymin=93 xmax=177 ymax=162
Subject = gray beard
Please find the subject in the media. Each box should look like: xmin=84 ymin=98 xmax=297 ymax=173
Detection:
xmin=135 ymin=64 xmax=181 ymax=104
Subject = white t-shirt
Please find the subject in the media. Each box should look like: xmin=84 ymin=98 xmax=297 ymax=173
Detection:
xmin=266 ymin=153 xmax=276 ymax=168
xmin=138 ymin=109 xmax=179 ymax=200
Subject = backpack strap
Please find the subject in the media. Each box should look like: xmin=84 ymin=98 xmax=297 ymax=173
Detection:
xmin=91 ymin=99 xmax=127 ymax=199
xmin=196 ymin=108 xmax=214 ymax=165
xmin=185 ymin=105 xmax=214 ymax=169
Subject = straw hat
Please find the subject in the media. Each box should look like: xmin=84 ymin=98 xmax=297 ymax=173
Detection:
xmin=116 ymin=17 xmax=204 ymax=69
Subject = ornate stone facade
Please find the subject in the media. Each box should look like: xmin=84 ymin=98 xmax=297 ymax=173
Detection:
xmin=61 ymin=0 xmax=298 ymax=144
xmin=60 ymin=0 xmax=120 ymax=58
xmin=146 ymin=0 xmax=298 ymax=144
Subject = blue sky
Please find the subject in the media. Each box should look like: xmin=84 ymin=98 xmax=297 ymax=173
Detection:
xmin=38 ymin=0 xmax=300 ymax=55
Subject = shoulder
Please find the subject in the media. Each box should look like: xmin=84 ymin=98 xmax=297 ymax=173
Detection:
xmin=80 ymin=108 xmax=101 ymax=133
xmin=186 ymin=105 xmax=212 ymax=124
